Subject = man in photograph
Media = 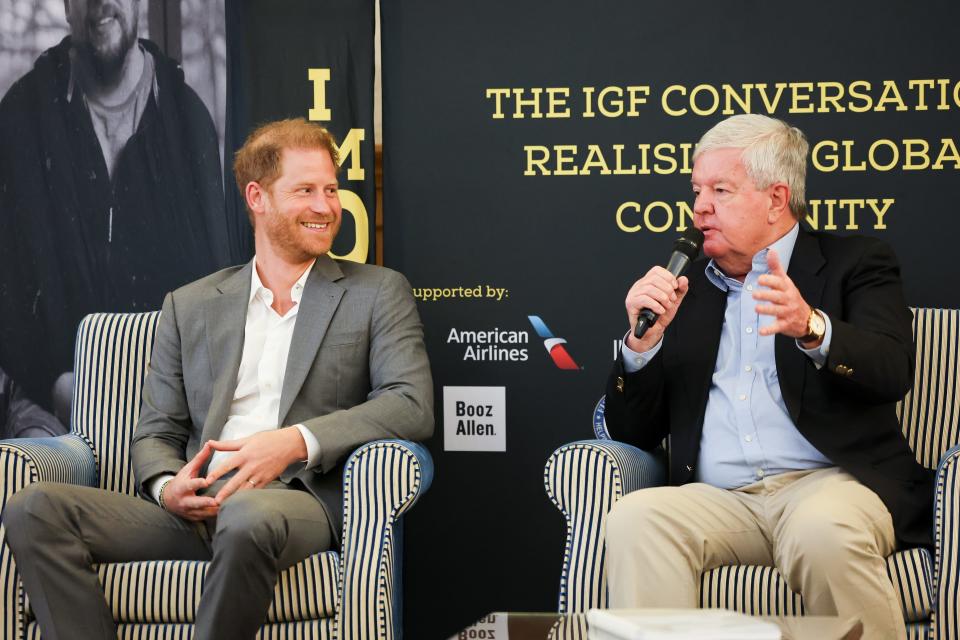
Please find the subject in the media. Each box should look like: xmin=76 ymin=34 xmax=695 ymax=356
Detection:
xmin=0 ymin=0 xmax=230 ymax=414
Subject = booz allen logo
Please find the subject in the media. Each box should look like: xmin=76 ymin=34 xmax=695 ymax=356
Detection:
xmin=527 ymin=316 xmax=580 ymax=370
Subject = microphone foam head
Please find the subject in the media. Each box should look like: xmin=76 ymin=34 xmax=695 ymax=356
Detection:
xmin=673 ymin=228 xmax=705 ymax=259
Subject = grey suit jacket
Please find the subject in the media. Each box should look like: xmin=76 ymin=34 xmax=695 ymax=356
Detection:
xmin=131 ymin=255 xmax=434 ymax=539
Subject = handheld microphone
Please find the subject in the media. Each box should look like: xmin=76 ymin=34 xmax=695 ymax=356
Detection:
xmin=633 ymin=228 xmax=705 ymax=339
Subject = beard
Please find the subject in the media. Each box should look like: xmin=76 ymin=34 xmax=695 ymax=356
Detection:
xmin=263 ymin=211 xmax=341 ymax=263
xmin=76 ymin=4 xmax=139 ymax=86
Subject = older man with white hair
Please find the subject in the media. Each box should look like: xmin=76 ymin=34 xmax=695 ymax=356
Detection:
xmin=604 ymin=114 xmax=933 ymax=639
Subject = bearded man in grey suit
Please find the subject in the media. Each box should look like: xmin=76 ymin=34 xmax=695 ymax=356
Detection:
xmin=3 ymin=118 xmax=434 ymax=640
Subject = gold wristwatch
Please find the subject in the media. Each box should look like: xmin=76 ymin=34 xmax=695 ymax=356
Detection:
xmin=800 ymin=307 xmax=826 ymax=343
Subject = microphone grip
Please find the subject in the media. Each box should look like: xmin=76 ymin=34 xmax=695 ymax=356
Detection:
xmin=633 ymin=309 xmax=657 ymax=339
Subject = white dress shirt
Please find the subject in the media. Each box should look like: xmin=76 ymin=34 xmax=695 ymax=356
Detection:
xmin=150 ymin=259 xmax=321 ymax=502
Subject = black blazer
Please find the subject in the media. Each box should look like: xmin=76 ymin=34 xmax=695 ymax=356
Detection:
xmin=605 ymin=229 xmax=934 ymax=548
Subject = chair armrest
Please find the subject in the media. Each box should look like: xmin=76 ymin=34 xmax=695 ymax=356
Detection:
xmin=0 ymin=434 xmax=98 ymax=491
xmin=0 ymin=434 xmax=98 ymax=640
xmin=336 ymin=439 xmax=433 ymax=640
xmin=544 ymin=439 xmax=666 ymax=614
xmin=548 ymin=612 xmax=588 ymax=640
xmin=933 ymin=443 xmax=960 ymax=640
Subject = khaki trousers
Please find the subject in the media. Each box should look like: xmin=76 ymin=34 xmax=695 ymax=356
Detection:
xmin=604 ymin=467 xmax=904 ymax=639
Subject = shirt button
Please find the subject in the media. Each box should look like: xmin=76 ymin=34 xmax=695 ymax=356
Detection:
xmin=745 ymin=435 xmax=753 ymax=442
xmin=739 ymin=394 xmax=747 ymax=401
xmin=744 ymin=365 xmax=752 ymax=372
xmin=746 ymin=285 xmax=754 ymax=291
xmin=756 ymin=468 xmax=765 ymax=478
xmin=745 ymin=327 xmax=753 ymax=334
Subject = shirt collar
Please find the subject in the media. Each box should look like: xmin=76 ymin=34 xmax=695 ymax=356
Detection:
xmin=705 ymin=222 xmax=800 ymax=292
xmin=249 ymin=258 xmax=315 ymax=307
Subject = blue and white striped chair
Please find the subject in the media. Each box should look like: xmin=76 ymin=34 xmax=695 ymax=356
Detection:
xmin=545 ymin=307 xmax=960 ymax=640
xmin=0 ymin=312 xmax=433 ymax=639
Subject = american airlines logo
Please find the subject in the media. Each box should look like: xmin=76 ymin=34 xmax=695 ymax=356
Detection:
xmin=527 ymin=316 xmax=580 ymax=370
xmin=446 ymin=327 xmax=529 ymax=361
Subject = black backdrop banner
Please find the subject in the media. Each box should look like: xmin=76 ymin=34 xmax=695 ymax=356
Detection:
xmin=381 ymin=1 xmax=960 ymax=637
xmin=225 ymin=0 xmax=376 ymax=264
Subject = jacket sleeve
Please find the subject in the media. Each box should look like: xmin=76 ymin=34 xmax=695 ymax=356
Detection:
xmin=300 ymin=270 xmax=434 ymax=473
xmin=603 ymin=349 xmax=670 ymax=451
xmin=822 ymin=238 xmax=915 ymax=403
xmin=130 ymin=293 xmax=192 ymax=496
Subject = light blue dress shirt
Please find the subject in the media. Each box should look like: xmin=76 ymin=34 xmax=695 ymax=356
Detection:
xmin=622 ymin=224 xmax=834 ymax=489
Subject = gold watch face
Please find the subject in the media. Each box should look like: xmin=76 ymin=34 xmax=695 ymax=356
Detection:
xmin=809 ymin=310 xmax=826 ymax=337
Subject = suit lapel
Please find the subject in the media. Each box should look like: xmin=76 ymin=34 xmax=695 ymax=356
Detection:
xmin=202 ymin=263 xmax=253 ymax=442
xmin=278 ymin=255 xmax=345 ymax=424
xmin=776 ymin=228 xmax=826 ymax=423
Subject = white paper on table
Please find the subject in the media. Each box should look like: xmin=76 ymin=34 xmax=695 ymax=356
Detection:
xmin=586 ymin=608 xmax=782 ymax=640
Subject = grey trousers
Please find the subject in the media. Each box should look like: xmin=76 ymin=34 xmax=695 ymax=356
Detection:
xmin=605 ymin=467 xmax=903 ymax=639
xmin=4 ymin=480 xmax=332 ymax=640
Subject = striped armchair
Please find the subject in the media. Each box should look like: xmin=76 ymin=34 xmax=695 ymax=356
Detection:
xmin=0 ymin=312 xmax=433 ymax=640
xmin=544 ymin=307 xmax=960 ymax=640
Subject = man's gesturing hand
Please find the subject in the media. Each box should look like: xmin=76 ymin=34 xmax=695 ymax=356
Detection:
xmin=205 ymin=427 xmax=308 ymax=504
xmin=162 ymin=442 xmax=219 ymax=521
xmin=625 ymin=266 xmax=690 ymax=353
xmin=754 ymin=249 xmax=814 ymax=341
